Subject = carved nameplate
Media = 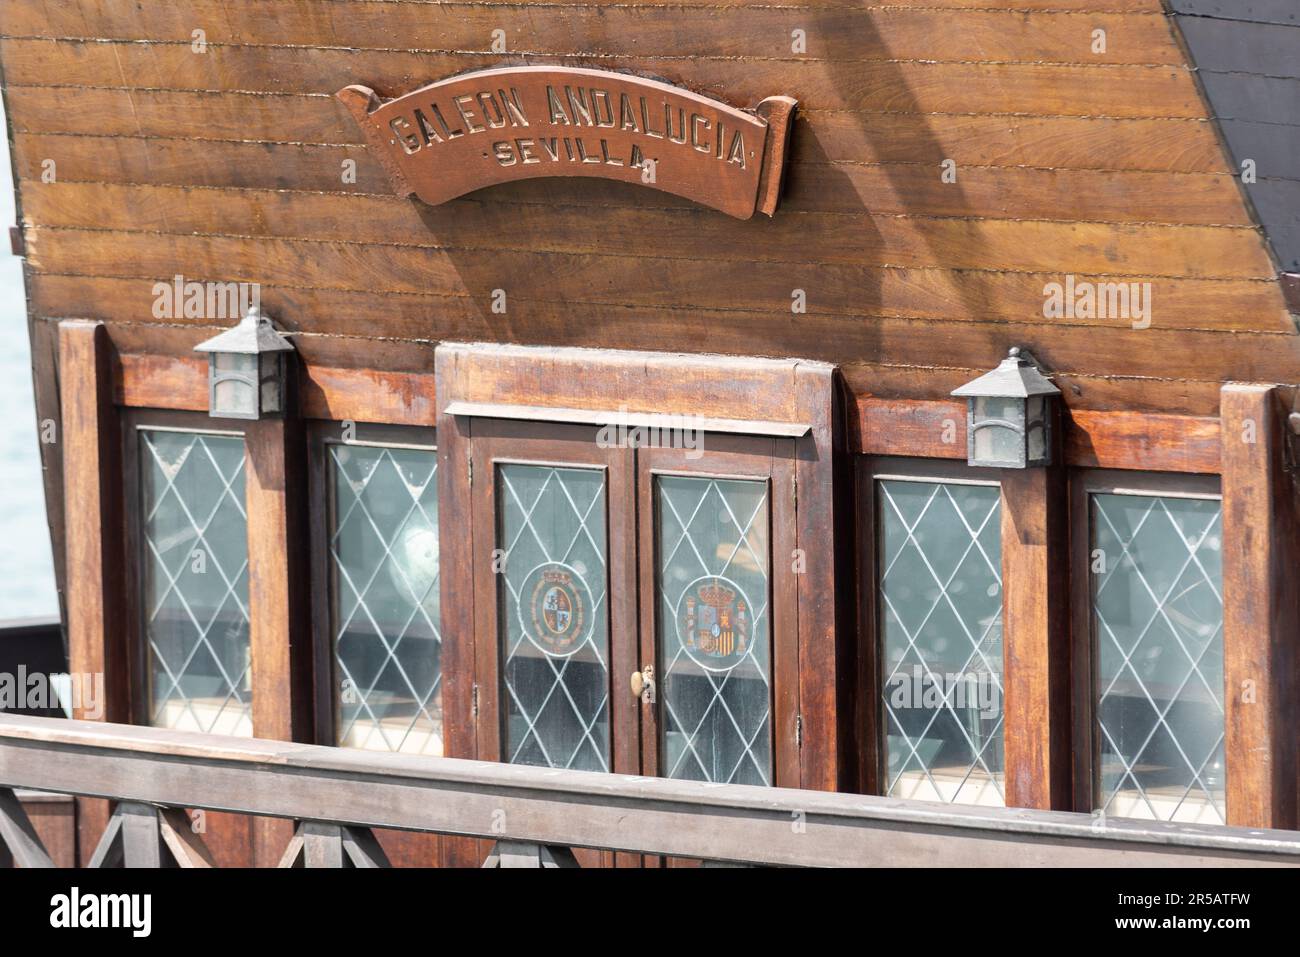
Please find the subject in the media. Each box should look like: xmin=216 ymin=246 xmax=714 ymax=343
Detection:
xmin=338 ymin=66 xmax=797 ymax=220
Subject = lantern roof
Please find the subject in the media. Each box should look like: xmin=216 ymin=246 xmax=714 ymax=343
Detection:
xmin=194 ymin=308 xmax=295 ymax=355
xmin=951 ymin=347 xmax=1061 ymax=399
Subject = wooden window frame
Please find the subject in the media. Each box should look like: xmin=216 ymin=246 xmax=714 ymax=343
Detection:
xmin=856 ymin=456 xmax=1009 ymax=800
xmin=121 ymin=409 xmax=248 ymax=730
xmin=636 ymin=434 xmax=798 ymax=787
xmin=1068 ymin=468 xmax=1223 ymax=819
xmin=435 ymin=341 xmax=847 ymax=794
xmin=306 ymin=421 xmax=438 ymax=750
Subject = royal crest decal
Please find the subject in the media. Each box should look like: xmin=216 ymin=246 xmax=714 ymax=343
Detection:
xmin=676 ymin=575 xmax=752 ymax=671
xmin=520 ymin=562 xmax=591 ymax=658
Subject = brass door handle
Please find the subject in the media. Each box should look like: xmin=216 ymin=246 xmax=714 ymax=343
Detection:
xmin=630 ymin=666 xmax=655 ymax=704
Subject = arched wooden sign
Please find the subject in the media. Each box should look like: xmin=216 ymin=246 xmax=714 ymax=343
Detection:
xmin=338 ymin=67 xmax=797 ymax=220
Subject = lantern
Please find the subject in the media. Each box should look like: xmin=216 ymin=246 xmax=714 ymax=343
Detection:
xmin=951 ymin=347 xmax=1060 ymax=468
xmin=193 ymin=308 xmax=295 ymax=420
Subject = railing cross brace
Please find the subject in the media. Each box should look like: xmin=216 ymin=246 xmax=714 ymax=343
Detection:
xmin=0 ymin=787 xmax=54 ymax=868
xmin=86 ymin=802 xmax=215 ymax=868
xmin=483 ymin=840 xmax=581 ymax=868
xmin=279 ymin=821 xmax=392 ymax=867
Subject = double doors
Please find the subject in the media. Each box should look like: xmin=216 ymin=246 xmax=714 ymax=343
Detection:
xmin=465 ymin=417 xmax=800 ymax=789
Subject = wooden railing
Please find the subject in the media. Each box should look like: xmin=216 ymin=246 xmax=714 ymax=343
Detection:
xmin=1 ymin=713 xmax=1298 ymax=867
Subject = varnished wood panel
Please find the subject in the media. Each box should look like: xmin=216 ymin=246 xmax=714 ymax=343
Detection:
xmin=18 ymin=182 xmax=1279 ymax=285
xmin=11 ymin=134 xmax=1259 ymax=228
xmin=1 ymin=3 xmax=1185 ymax=66
xmin=4 ymin=89 xmax=1238 ymax=176
xmin=27 ymin=259 xmax=1291 ymax=356
xmin=57 ymin=320 xmax=128 ymax=865
xmin=1000 ymin=411 xmax=1071 ymax=811
xmin=1219 ymin=384 xmax=1299 ymax=830
xmin=0 ymin=41 xmax=1210 ymax=118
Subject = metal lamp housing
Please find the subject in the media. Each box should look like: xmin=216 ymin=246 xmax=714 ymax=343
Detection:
xmin=193 ymin=309 xmax=295 ymax=421
xmin=951 ymin=347 xmax=1061 ymax=469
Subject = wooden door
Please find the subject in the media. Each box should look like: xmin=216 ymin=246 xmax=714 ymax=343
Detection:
xmin=636 ymin=435 xmax=799 ymax=865
xmin=467 ymin=419 xmax=639 ymax=865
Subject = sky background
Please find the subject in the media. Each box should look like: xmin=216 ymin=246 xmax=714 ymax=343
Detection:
xmin=0 ymin=95 xmax=59 ymax=620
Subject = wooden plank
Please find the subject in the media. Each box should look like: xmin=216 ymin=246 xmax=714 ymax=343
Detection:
xmin=4 ymin=89 xmax=1236 ymax=175
xmin=437 ymin=342 xmax=813 ymax=425
xmin=1000 ymin=410 xmax=1071 ymax=810
xmin=57 ymin=319 xmax=127 ymax=867
xmin=0 ymin=3 xmax=1185 ymax=66
xmin=842 ymin=360 xmax=1228 ymax=418
xmin=0 ymin=787 xmax=54 ymax=867
xmin=28 ymin=316 xmax=66 ymax=629
xmin=1065 ymin=409 xmax=1221 ymax=472
xmin=852 ymin=458 xmax=880 ymax=795
xmin=30 ymin=271 xmax=1293 ymax=358
xmin=17 ymin=182 xmax=1277 ymax=282
xmin=112 ymin=349 xmax=437 ymax=425
xmin=63 ymin=307 xmax=1300 ymax=406
xmin=22 ymin=230 xmax=1290 ymax=336
xmin=2 ymin=712 xmax=1300 ymax=866
xmin=1219 ymin=384 xmax=1300 ymax=830
xmin=0 ymin=41 xmax=1209 ymax=118
xmin=277 ymin=830 xmax=304 ymax=867
xmin=245 ymin=415 xmax=313 ymax=744
xmin=855 ymin=398 xmax=1223 ymax=472
xmin=245 ymin=409 xmax=314 ymax=867
xmin=340 ymin=826 xmax=392 ymax=868
xmin=13 ymin=793 xmax=77 ymax=867
xmin=794 ymin=362 xmax=848 ymax=791
xmin=85 ymin=810 xmax=123 ymax=868
xmin=157 ymin=807 xmax=216 ymax=867
xmin=301 ymin=821 xmax=345 ymax=868
xmin=11 ymin=134 xmax=1257 ymax=226
xmin=119 ymin=802 xmax=164 ymax=868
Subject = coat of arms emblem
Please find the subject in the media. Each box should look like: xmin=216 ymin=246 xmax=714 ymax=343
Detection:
xmin=522 ymin=563 xmax=589 ymax=657
xmin=678 ymin=576 xmax=751 ymax=671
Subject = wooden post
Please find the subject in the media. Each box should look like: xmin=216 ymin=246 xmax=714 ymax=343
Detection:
xmin=1220 ymin=384 xmax=1299 ymax=830
xmin=58 ymin=320 xmax=128 ymax=864
xmin=794 ymin=364 xmax=849 ymax=793
xmin=1000 ymin=407 xmax=1071 ymax=810
xmin=119 ymin=802 xmax=165 ymax=868
xmin=301 ymin=822 xmax=345 ymax=868
xmin=245 ymin=411 xmax=314 ymax=865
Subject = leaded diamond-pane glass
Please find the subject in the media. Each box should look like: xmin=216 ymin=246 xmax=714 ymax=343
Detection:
xmin=141 ymin=430 xmax=250 ymax=736
xmin=329 ymin=443 xmax=442 ymax=755
xmin=878 ymin=480 xmax=1004 ymax=806
xmin=656 ymin=476 xmax=771 ymax=786
xmin=498 ymin=465 xmax=609 ymax=771
xmin=1092 ymin=493 xmax=1225 ymax=824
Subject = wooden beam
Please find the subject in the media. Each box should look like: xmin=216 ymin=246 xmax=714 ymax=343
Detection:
xmin=86 ymin=811 xmax=123 ymax=868
xmin=794 ymin=363 xmax=848 ymax=792
xmin=0 ymin=787 xmax=54 ymax=867
xmin=2 ymin=713 xmax=1299 ymax=868
xmin=1220 ymin=384 xmax=1299 ymax=830
xmin=301 ymin=822 xmax=345 ymax=868
xmin=1065 ymin=409 xmax=1220 ymax=473
xmin=1000 ymin=408 xmax=1072 ymax=810
xmin=119 ymin=802 xmax=165 ymax=868
xmin=340 ymin=826 xmax=392 ymax=868
xmin=245 ymin=412 xmax=313 ymax=866
xmin=483 ymin=841 xmax=580 ymax=868
xmin=158 ymin=807 xmax=216 ymax=868
xmin=57 ymin=319 xmax=128 ymax=866
xmin=853 ymin=396 xmax=1221 ymax=473
xmin=114 ymin=351 xmax=437 ymax=427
